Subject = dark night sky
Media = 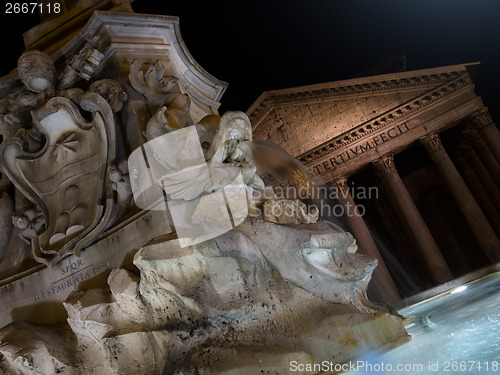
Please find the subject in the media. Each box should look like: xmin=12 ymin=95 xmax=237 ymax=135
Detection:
xmin=1 ymin=0 xmax=500 ymax=118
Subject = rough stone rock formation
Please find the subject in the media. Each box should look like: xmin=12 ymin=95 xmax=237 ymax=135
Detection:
xmin=0 ymin=218 xmax=409 ymax=374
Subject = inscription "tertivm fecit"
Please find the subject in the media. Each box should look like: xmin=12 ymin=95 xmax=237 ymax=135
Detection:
xmin=312 ymin=121 xmax=410 ymax=174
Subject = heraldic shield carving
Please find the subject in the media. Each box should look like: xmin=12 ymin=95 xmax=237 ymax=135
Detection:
xmin=1 ymin=93 xmax=116 ymax=264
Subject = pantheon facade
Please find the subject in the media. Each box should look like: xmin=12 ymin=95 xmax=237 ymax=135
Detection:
xmin=247 ymin=64 xmax=500 ymax=302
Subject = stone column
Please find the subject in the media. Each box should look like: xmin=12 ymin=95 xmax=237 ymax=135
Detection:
xmin=332 ymin=177 xmax=400 ymax=303
xmin=463 ymin=124 xmax=500 ymax=188
xmin=457 ymin=141 xmax=500 ymax=214
xmin=468 ymin=108 xmax=500 ymax=166
xmin=372 ymin=155 xmax=453 ymax=285
xmin=421 ymin=133 xmax=500 ymax=263
xmin=453 ymin=149 xmax=500 ymax=239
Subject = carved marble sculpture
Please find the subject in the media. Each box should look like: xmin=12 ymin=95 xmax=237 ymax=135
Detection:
xmin=17 ymin=50 xmax=56 ymax=93
xmin=157 ymin=111 xmax=264 ymax=201
xmin=2 ymin=94 xmax=117 ymax=264
xmin=0 ymin=217 xmax=408 ymax=374
xmin=0 ymin=11 xmax=408 ymax=374
xmin=130 ymin=60 xmax=193 ymax=139
xmin=58 ymin=36 xmax=104 ymax=90
xmin=0 ymin=48 xmax=127 ymax=266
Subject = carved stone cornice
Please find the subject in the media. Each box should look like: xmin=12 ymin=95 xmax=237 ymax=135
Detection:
xmin=420 ymin=133 xmax=444 ymax=154
xmin=467 ymin=107 xmax=494 ymax=130
xmin=296 ymin=73 xmax=471 ymax=165
xmin=372 ymin=154 xmax=397 ymax=179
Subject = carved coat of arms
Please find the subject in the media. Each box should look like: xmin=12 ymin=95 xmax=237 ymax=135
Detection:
xmin=1 ymin=93 xmax=116 ymax=264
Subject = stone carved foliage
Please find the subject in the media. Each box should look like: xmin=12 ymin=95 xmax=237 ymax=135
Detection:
xmin=372 ymin=154 xmax=397 ymax=179
xmin=144 ymin=106 xmax=172 ymax=140
xmin=129 ymin=60 xmax=179 ymax=105
xmin=468 ymin=108 xmax=494 ymax=130
xmin=463 ymin=124 xmax=485 ymax=146
xmin=420 ymin=133 xmax=443 ymax=153
xmin=457 ymin=140 xmax=476 ymax=158
xmin=332 ymin=176 xmax=349 ymax=193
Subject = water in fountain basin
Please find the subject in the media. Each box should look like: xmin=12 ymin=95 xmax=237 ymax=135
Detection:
xmin=343 ymin=271 xmax=500 ymax=374
xmin=237 ymin=142 xmax=500 ymax=373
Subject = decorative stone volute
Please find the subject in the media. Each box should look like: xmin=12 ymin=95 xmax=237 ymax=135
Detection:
xmin=372 ymin=154 xmax=397 ymax=177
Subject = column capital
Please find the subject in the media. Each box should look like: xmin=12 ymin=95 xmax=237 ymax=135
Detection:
xmin=420 ymin=133 xmax=444 ymax=154
xmin=332 ymin=176 xmax=349 ymax=192
xmin=467 ymin=108 xmax=494 ymax=130
xmin=372 ymin=154 xmax=396 ymax=178
xmin=463 ymin=124 xmax=486 ymax=146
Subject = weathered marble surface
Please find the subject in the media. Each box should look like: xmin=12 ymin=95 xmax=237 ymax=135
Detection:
xmin=0 ymin=10 xmax=229 ymax=278
xmin=0 ymin=218 xmax=408 ymax=374
xmin=0 ymin=201 xmax=172 ymax=328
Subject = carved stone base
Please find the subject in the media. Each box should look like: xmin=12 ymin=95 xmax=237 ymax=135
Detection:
xmin=0 ymin=219 xmax=408 ymax=374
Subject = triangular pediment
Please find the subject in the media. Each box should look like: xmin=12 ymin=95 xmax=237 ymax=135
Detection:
xmin=248 ymin=63 xmax=479 ymax=158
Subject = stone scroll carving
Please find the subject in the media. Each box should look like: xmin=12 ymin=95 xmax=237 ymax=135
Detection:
xmin=1 ymin=93 xmax=117 ymax=264
xmin=129 ymin=60 xmax=194 ymax=140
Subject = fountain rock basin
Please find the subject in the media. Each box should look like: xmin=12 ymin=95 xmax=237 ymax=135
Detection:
xmin=0 ymin=218 xmax=408 ymax=374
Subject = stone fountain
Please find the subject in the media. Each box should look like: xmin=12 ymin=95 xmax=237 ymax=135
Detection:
xmin=0 ymin=2 xmax=408 ymax=374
